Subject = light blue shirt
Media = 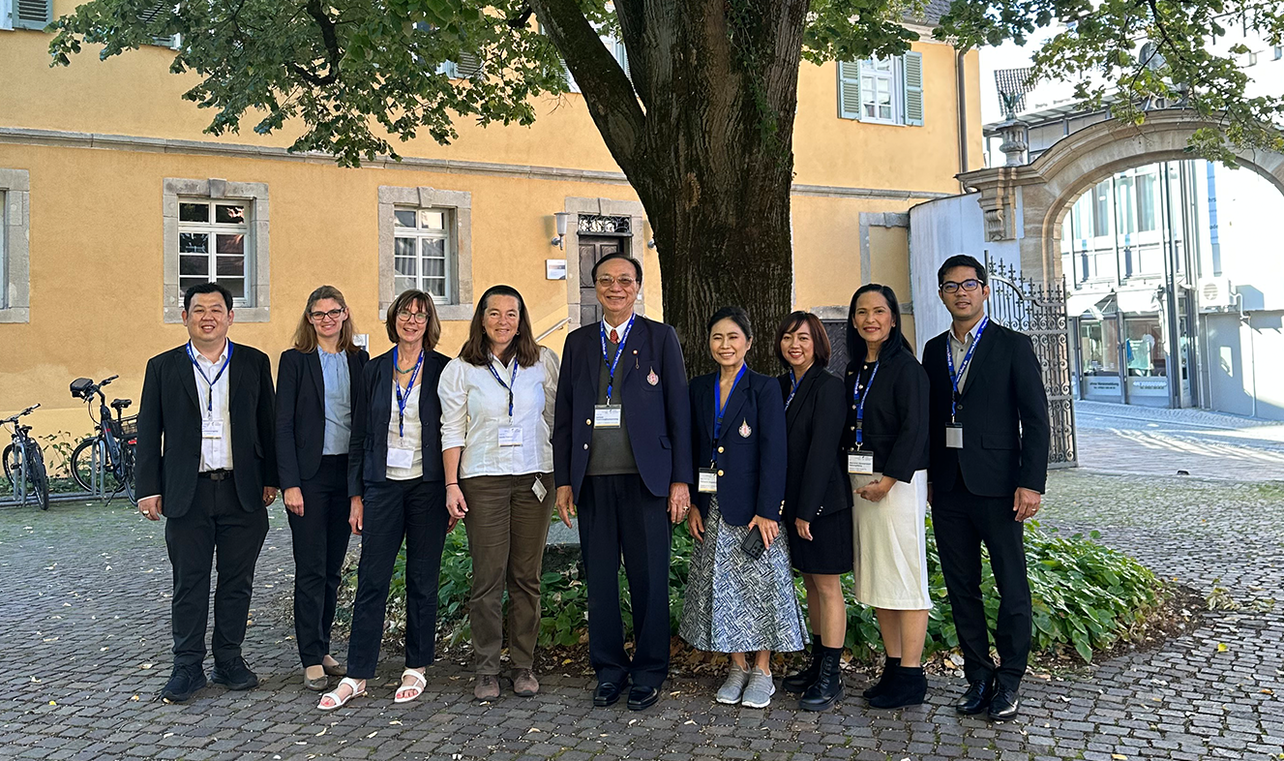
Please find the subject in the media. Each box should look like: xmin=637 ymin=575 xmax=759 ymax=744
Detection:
xmin=319 ymin=348 xmax=352 ymax=456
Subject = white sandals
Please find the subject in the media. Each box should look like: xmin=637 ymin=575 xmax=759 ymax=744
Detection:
xmin=394 ymin=668 xmax=427 ymax=704
xmin=318 ymin=677 xmax=366 ymax=711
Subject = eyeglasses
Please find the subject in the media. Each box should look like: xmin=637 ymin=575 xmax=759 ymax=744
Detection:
xmin=309 ymin=307 xmax=346 ymax=321
xmin=940 ymin=279 xmax=983 ymax=294
xmin=595 ymin=276 xmax=638 ymax=288
xmin=397 ymin=310 xmax=430 ymax=324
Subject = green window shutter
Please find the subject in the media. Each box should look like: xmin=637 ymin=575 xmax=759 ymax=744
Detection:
xmin=903 ymin=51 xmax=924 ymax=126
xmin=14 ymin=0 xmax=52 ymax=30
xmin=837 ymin=60 xmax=862 ymax=120
xmin=139 ymin=2 xmax=177 ymax=48
xmin=457 ymin=52 xmax=483 ymax=79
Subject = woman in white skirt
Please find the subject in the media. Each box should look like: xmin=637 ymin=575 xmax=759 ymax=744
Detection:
xmin=842 ymin=283 xmax=931 ymax=708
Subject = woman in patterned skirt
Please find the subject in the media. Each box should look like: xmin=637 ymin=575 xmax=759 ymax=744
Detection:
xmin=679 ymin=306 xmax=806 ymax=709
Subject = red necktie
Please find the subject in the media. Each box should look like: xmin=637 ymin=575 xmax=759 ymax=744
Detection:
xmin=609 ymin=329 xmax=619 ymax=344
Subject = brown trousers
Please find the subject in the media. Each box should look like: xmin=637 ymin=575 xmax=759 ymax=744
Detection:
xmin=459 ymin=472 xmax=554 ymax=674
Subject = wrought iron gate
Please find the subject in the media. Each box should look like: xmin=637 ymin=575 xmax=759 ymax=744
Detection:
xmin=985 ymin=261 xmax=1078 ymax=468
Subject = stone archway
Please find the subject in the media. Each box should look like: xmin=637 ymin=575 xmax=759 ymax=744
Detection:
xmin=959 ymin=109 xmax=1284 ymax=286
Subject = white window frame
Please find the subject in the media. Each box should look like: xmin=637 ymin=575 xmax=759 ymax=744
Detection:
xmin=177 ymin=199 xmax=252 ymax=306
xmin=162 ymin=178 xmax=271 ymax=323
xmin=393 ymin=207 xmax=453 ymax=303
xmin=859 ymin=58 xmax=900 ymax=125
xmin=0 ymin=168 xmax=30 ymax=323
xmin=378 ymin=186 xmax=473 ymax=321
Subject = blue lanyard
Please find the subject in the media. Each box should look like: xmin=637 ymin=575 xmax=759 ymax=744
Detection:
xmin=784 ymin=368 xmax=801 ymax=410
xmin=599 ymin=314 xmax=636 ymax=404
xmin=393 ymin=347 xmax=424 ymax=438
xmin=853 ymin=361 xmax=880 ymax=448
xmin=712 ymin=365 xmax=747 ymax=464
xmin=186 ymin=341 xmax=233 ymax=412
xmin=487 ymin=356 xmax=519 ymax=418
xmin=946 ymin=316 xmax=988 ymax=421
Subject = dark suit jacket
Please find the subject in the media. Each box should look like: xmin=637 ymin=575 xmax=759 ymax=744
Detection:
xmin=348 ymin=346 xmax=450 ymax=497
xmin=275 ymin=347 xmax=369 ymax=489
xmin=135 ymin=342 xmax=278 ymax=518
xmin=553 ymin=316 xmax=693 ymax=500
xmin=841 ymin=347 xmax=930 ymax=482
xmin=778 ymin=366 xmax=851 ymax=523
xmin=689 ymin=368 xmax=787 ymax=525
xmin=923 ymin=319 xmax=1050 ymax=497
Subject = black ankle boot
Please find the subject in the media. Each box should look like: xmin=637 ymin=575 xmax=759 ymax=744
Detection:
xmin=868 ymin=665 xmax=927 ymax=709
xmin=861 ymin=656 xmax=901 ymax=699
xmin=782 ymin=635 xmax=823 ymax=694
xmin=799 ymin=646 xmax=844 ymax=711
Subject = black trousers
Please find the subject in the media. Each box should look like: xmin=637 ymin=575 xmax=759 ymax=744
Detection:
xmin=288 ymin=454 xmax=352 ymax=668
xmin=931 ymin=471 xmax=1032 ymax=691
xmin=165 ymin=476 xmax=269 ymax=667
xmin=346 ymin=478 xmax=448 ymax=680
xmin=578 ymin=474 xmax=671 ymax=689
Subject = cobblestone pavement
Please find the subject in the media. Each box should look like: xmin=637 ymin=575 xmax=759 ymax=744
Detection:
xmin=1075 ymin=401 xmax=1284 ymax=481
xmin=2 ymin=468 xmax=1282 ymax=761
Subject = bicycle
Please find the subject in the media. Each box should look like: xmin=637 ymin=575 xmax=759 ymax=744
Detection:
xmin=2 ymin=403 xmax=51 ymax=511
xmin=68 ymin=375 xmax=138 ymax=505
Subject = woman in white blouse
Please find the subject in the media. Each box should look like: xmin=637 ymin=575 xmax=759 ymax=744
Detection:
xmin=439 ymin=285 xmax=560 ymax=701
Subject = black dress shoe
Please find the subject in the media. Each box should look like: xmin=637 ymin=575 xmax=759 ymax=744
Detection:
xmin=955 ymin=678 xmax=995 ymax=715
xmin=593 ymin=680 xmax=627 ymax=707
xmin=210 ymin=657 xmax=259 ymax=691
xmin=868 ymin=665 xmax=926 ymax=709
xmin=161 ymin=664 xmax=207 ymax=703
xmin=799 ymin=647 xmax=845 ymax=712
xmin=627 ymin=685 xmax=660 ymax=711
xmin=987 ymin=685 xmax=1020 ymax=721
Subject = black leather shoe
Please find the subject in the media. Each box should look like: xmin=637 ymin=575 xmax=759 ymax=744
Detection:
xmin=627 ymin=685 xmax=660 ymax=711
xmin=799 ymin=647 xmax=844 ymax=711
xmin=210 ymin=657 xmax=259 ymax=691
xmin=955 ymin=678 xmax=995 ymax=715
xmin=868 ymin=665 xmax=926 ymax=709
xmin=593 ymin=680 xmax=627 ymax=707
xmin=987 ymin=685 xmax=1020 ymax=721
xmin=161 ymin=664 xmax=207 ymax=703
xmin=861 ymin=656 xmax=900 ymax=699
xmin=782 ymin=636 xmax=822 ymax=694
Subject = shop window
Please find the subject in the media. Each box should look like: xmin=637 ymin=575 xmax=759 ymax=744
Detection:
xmin=1124 ymin=317 xmax=1166 ymax=377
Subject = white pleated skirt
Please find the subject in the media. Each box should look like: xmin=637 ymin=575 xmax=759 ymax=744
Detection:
xmin=850 ymin=469 xmax=931 ymax=610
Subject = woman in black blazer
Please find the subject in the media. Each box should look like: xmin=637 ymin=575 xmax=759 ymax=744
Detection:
xmin=774 ymin=311 xmax=852 ymax=712
xmin=276 ymin=286 xmax=369 ymax=691
xmin=318 ymin=290 xmax=454 ymax=711
xmin=678 ymin=307 xmax=804 ymax=710
xmin=843 ymin=284 xmax=931 ymax=709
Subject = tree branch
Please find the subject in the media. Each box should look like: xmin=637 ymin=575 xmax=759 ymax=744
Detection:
xmin=289 ymin=0 xmax=341 ymax=87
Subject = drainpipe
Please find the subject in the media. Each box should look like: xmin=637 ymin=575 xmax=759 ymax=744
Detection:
xmin=956 ymin=50 xmax=969 ymax=189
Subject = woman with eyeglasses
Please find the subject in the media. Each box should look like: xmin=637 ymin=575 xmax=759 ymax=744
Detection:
xmin=319 ymin=290 xmax=453 ymax=711
xmin=276 ymin=286 xmax=369 ymax=692
xmin=438 ymin=285 xmax=560 ymax=701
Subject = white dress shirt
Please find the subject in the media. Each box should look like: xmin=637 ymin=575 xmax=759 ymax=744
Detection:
xmin=947 ymin=318 xmax=987 ymax=393
xmin=386 ymin=379 xmax=424 ymax=480
xmin=190 ymin=340 xmax=234 ymax=472
xmin=438 ymin=346 xmax=560 ymax=477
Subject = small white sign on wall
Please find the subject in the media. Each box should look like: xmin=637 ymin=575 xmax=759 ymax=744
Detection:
xmin=353 ymin=333 xmax=369 ymax=349
xmin=546 ymin=259 xmax=568 ymax=280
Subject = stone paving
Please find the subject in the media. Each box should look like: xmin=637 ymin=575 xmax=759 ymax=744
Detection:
xmin=2 ymin=441 xmax=1283 ymax=759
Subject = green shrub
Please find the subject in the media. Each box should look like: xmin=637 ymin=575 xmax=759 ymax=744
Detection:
xmin=334 ymin=516 xmax=1163 ymax=664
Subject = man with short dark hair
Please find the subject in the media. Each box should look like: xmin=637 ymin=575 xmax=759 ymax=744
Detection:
xmin=136 ymin=282 xmax=279 ymax=703
xmin=924 ymin=254 xmax=1049 ymax=721
xmin=552 ymin=252 xmax=693 ymax=711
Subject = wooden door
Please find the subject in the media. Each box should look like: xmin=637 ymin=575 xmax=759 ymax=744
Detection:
xmin=578 ymin=236 xmax=624 ymax=325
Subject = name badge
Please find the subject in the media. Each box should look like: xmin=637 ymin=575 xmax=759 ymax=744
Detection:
xmin=387 ymin=447 xmax=415 ymax=469
xmin=946 ymin=425 xmax=964 ymax=449
xmin=594 ymin=405 xmax=622 ymax=428
xmin=847 ymin=452 xmax=873 ymax=475
xmin=531 ymin=475 xmax=548 ymax=502
xmin=498 ymin=427 xmax=523 ymax=447
xmin=697 ymin=469 xmax=718 ymax=494
xmin=201 ymin=418 xmax=224 ymax=439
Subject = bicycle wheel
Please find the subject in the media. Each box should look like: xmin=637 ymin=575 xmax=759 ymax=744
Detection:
xmin=2 ymin=444 xmax=14 ymax=492
xmin=121 ymin=445 xmax=138 ymax=506
xmin=69 ymin=438 xmax=99 ymax=493
xmin=26 ymin=445 xmax=50 ymax=511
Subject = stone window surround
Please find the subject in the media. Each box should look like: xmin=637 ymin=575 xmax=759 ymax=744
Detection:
xmin=163 ymin=178 xmax=271 ymax=323
xmin=562 ymin=196 xmax=648 ymax=329
xmin=0 ymin=168 xmax=30 ymax=324
xmin=378 ymin=186 xmax=473 ymax=322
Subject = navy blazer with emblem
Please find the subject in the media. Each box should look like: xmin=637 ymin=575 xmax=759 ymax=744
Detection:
xmin=275 ymin=346 xmax=369 ymax=490
xmin=688 ymin=367 xmax=787 ymax=526
xmin=552 ymin=315 xmax=693 ymax=500
xmin=347 ymin=346 xmax=450 ymax=497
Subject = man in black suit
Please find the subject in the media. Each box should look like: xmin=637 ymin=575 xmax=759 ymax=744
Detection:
xmin=136 ymin=282 xmax=279 ymax=703
xmin=923 ymin=255 xmax=1049 ymax=721
xmin=553 ymin=252 xmax=693 ymax=711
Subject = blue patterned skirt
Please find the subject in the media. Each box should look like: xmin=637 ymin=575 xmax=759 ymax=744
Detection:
xmin=679 ymin=497 xmax=808 ymax=653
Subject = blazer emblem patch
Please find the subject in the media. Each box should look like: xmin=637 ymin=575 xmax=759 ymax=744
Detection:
xmin=647 ymin=367 xmax=659 ymax=386
xmin=739 ymin=420 xmax=751 ymax=438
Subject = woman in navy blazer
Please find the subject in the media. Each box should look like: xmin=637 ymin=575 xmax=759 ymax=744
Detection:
xmin=678 ymin=307 xmax=805 ymax=710
xmin=319 ymin=290 xmax=453 ymax=711
xmin=276 ymin=286 xmax=369 ymax=691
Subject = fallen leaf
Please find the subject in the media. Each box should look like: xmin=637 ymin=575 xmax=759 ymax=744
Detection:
xmin=140 ymin=663 xmax=153 ymax=670
xmin=1217 ymin=643 xmax=1228 ymax=652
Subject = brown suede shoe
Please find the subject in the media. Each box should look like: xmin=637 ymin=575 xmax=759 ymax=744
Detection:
xmin=473 ymin=674 xmax=500 ymax=701
xmin=512 ymin=668 xmax=539 ymax=697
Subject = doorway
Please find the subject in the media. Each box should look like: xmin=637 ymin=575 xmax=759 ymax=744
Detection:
xmin=577 ymin=235 xmax=625 ymax=325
